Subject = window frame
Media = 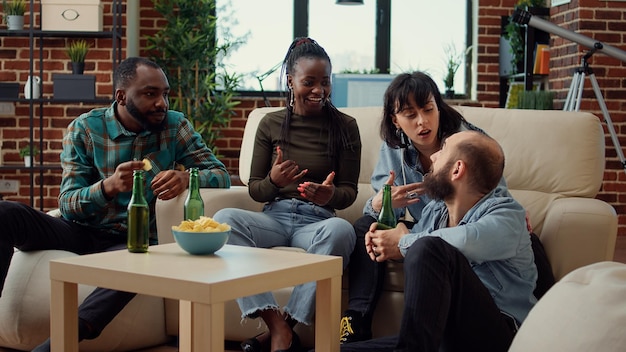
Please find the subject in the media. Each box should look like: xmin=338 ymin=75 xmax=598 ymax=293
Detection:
xmin=231 ymin=0 xmax=474 ymax=99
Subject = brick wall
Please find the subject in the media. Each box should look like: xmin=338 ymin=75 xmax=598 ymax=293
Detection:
xmin=549 ymin=0 xmax=626 ymax=233
xmin=1 ymin=0 xmax=626 ymax=236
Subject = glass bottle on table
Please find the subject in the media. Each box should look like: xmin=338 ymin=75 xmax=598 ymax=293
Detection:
xmin=377 ymin=184 xmax=397 ymax=230
xmin=127 ymin=170 xmax=149 ymax=253
xmin=184 ymin=167 xmax=204 ymax=221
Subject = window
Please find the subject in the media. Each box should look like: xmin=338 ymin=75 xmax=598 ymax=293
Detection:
xmin=218 ymin=0 xmax=471 ymax=96
xmin=390 ymin=0 xmax=469 ymax=94
xmin=309 ymin=3 xmax=376 ymax=73
xmin=217 ymin=1 xmax=293 ymax=92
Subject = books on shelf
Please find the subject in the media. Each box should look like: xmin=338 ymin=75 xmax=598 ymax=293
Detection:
xmin=533 ymin=44 xmax=550 ymax=75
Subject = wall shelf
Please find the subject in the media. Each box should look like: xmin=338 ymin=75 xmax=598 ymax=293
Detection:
xmin=0 ymin=0 xmax=122 ymax=209
xmin=499 ymin=7 xmax=550 ymax=108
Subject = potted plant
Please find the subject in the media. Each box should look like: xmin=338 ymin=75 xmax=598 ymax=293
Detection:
xmin=19 ymin=145 xmax=39 ymax=167
xmin=3 ymin=0 xmax=26 ymax=30
xmin=145 ymin=0 xmax=241 ymax=154
xmin=443 ymin=43 xmax=470 ymax=99
xmin=65 ymin=39 xmax=91 ymax=74
xmin=503 ymin=0 xmax=546 ymax=74
xmin=517 ymin=90 xmax=554 ymax=110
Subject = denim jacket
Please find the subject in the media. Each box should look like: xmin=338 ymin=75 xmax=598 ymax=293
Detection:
xmin=363 ymin=121 xmax=509 ymax=221
xmin=398 ymin=190 xmax=538 ymax=324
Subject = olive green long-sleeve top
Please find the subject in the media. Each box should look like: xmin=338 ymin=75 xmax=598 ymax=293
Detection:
xmin=248 ymin=108 xmax=362 ymax=210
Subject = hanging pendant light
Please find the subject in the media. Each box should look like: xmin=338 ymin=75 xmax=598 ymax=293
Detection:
xmin=336 ymin=0 xmax=364 ymax=5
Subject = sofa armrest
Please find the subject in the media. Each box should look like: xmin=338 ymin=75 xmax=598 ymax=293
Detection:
xmin=540 ymin=197 xmax=617 ymax=280
xmin=155 ymin=186 xmax=263 ymax=244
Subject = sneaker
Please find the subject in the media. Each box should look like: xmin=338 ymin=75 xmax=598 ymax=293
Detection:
xmin=340 ymin=309 xmax=372 ymax=344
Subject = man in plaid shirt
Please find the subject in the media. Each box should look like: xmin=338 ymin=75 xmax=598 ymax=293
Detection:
xmin=0 ymin=57 xmax=231 ymax=350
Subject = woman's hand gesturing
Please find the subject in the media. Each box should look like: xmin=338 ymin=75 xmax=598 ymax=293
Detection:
xmin=269 ymin=146 xmax=308 ymax=188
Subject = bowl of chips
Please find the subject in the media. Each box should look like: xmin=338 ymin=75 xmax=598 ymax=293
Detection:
xmin=171 ymin=216 xmax=231 ymax=255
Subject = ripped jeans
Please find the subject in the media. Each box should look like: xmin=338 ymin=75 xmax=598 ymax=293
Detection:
xmin=212 ymin=198 xmax=355 ymax=325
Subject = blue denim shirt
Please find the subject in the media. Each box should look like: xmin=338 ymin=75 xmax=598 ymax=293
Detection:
xmin=399 ymin=190 xmax=537 ymax=324
xmin=363 ymin=121 xmax=510 ymax=221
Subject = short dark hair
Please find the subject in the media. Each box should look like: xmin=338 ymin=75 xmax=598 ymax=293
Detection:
xmin=114 ymin=57 xmax=162 ymax=90
xmin=380 ymin=71 xmax=467 ymax=148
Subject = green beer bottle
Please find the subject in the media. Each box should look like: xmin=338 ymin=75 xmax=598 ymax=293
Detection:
xmin=377 ymin=184 xmax=397 ymax=230
xmin=127 ymin=170 xmax=149 ymax=253
xmin=184 ymin=167 xmax=204 ymax=221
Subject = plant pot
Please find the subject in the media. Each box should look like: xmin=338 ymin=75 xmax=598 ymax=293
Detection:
xmin=71 ymin=62 xmax=85 ymax=75
xmin=53 ymin=74 xmax=95 ymax=100
xmin=445 ymin=89 xmax=455 ymax=99
xmin=7 ymin=15 xmax=25 ymax=30
xmin=24 ymin=156 xmax=32 ymax=167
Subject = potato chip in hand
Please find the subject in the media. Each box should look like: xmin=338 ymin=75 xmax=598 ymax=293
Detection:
xmin=142 ymin=158 xmax=152 ymax=171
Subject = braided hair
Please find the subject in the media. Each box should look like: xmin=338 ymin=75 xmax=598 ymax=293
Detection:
xmin=279 ymin=37 xmax=355 ymax=161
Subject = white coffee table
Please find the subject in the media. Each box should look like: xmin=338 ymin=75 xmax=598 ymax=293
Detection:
xmin=49 ymin=243 xmax=342 ymax=352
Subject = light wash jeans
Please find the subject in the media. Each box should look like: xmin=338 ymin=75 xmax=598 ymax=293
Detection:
xmin=212 ymin=198 xmax=356 ymax=325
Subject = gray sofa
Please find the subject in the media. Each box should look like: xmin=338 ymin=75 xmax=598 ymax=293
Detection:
xmin=0 ymin=106 xmax=618 ymax=351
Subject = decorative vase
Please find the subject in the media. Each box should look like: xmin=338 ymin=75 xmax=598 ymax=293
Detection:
xmin=6 ymin=15 xmax=25 ymax=30
xmin=24 ymin=75 xmax=41 ymax=99
xmin=71 ymin=62 xmax=85 ymax=75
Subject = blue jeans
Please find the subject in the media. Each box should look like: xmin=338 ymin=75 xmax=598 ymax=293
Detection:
xmin=213 ymin=198 xmax=356 ymax=325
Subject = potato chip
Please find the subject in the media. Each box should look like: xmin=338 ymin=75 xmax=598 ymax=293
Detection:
xmin=172 ymin=216 xmax=230 ymax=233
xmin=142 ymin=158 xmax=152 ymax=171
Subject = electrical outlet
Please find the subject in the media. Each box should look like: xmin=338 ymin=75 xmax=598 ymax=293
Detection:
xmin=0 ymin=102 xmax=15 ymax=116
xmin=0 ymin=180 xmax=19 ymax=193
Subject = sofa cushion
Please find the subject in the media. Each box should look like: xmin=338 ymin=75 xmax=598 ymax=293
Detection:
xmin=455 ymin=106 xmax=605 ymax=199
xmin=509 ymin=261 xmax=626 ymax=351
xmin=0 ymin=250 xmax=170 ymax=351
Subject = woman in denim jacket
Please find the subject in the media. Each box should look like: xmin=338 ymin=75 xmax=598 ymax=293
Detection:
xmin=340 ymin=71 xmax=510 ymax=344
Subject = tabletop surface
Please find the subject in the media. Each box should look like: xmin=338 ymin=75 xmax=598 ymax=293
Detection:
xmin=49 ymin=244 xmax=343 ymax=303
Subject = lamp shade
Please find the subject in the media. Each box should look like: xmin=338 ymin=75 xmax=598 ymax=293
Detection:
xmin=336 ymin=0 xmax=364 ymax=4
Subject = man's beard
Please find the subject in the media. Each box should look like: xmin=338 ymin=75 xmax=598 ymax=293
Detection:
xmin=126 ymin=99 xmax=166 ymax=132
xmin=423 ymin=161 xmax=455 ymax=201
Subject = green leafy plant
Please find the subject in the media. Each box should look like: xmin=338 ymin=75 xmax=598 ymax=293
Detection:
xmin=443 ymin=43 xmax=471 ymax=91
xmin=503 ymin=0 xmax=546 ymax=74
xmin=19 ymin=145 xmax=39 ymax=158
xmin=65 ymin=39 xmax=91 ymax=63
xmin=145 ymin=0 xmax=242 ymax=154
xmin=517 ymin=90 xmax=554 ymax=110
xmin=3 ymin=0 xmax=26 ymax=25
xmin=3 ymin=0 xmax=26 ymax=16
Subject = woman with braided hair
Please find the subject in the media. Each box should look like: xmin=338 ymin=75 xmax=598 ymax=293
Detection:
xmin=213 ymin=37 xmax=362 ymax=352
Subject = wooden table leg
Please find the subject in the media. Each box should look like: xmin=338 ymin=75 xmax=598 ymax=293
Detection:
xmin=180 ymin=300 xmax=225 ymax=351
xmin=50 ymin=279 xmax=79 ymax=352
xmin=315 ymin=275 xmax=341 ymax=352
